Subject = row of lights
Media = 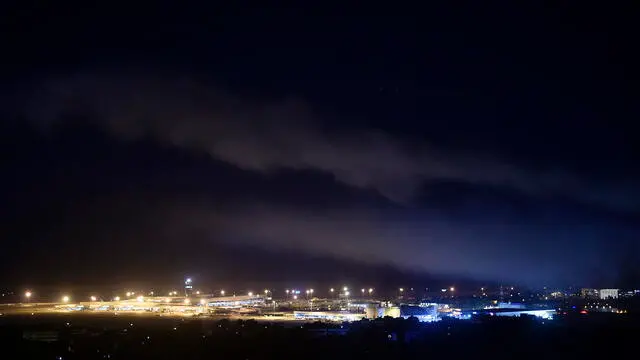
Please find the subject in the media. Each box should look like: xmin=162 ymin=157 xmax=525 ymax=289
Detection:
xmin=24 ymin=286 xmax=463 ymax=303
xmin=22 ymin=287 xmax=372 ymax=303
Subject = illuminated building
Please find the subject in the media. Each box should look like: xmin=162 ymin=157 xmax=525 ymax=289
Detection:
xmin=580 ymin=288 xmax=599 ymax=299
xmin=293 ymin=311 xmax=365 ymax=322
xmin=599 ymin=289 xmax=618 ymax=300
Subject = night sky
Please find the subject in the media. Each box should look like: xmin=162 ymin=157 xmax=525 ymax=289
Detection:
xmin=1 ymin=3 xmax=638 ymax=291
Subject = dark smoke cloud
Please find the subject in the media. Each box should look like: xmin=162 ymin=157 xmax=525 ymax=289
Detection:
xmin=24 ymin=71 xmax=639 ymax=211
xmin=117 ymin=197 xmax=620 ymax=286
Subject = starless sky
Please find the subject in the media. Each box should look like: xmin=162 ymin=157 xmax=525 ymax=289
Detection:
xmin=1 ymin=2 xmax=638 ymax=289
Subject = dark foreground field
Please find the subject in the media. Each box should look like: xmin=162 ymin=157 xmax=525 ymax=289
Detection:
xmin=1 ymin=312 xmax=638 ymax=359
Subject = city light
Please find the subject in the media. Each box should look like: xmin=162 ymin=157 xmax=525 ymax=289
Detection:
xmin=248 ymin=292 xmax=253 ymax=297
xmin=62 ymin=295 xmax=69 ymax=303
xmin=361 ymin=288 xmax=365 ymax=293
xmin=343 ymin=286 xmax=348 ymax=292
xmin=220 ymin=290 xmax=225 ymax=296
xmin=200 ymin=299 xmax=206 ymax=305
xmin=293 ymin=295 xmax=298 ymax=300
xmin=184 ymin=298 xmax=190 ymax=304
xmin=330 ymin=288 xmax=334 ymax=293
xmin=450 ymin=287 xmax=455 ymax=292
xmin=126 ymin=292 xmax=132 ymax=297
xmin=90 ymin=296 xmax=97 ymax=301
xmin=136 ymin=296 xmax=144 ymax=302
xmin=195 ymin=291 xmax=200 ymax=295
xmin=25 ymin=291 xmax=32 ymax=299
xmin=399 ymin=288 xmax=404 ymax=292
xmin=113 ymin=296 xmax=120 ymax=301
xmin=264 ymin=289 xmax=269 ymax=294
xmin=164 ymin=298 xmax=170 ymax=302
xmin=345 ymin=291 xmax=350 ymax=296
xmin=369 ymin=288 xmax=373 ymax=294
xmin=309 ymin=289 xmax=314 ymax=294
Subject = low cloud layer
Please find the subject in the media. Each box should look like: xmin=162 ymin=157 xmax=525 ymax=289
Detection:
xmin=24 ymin=71 xmax=638 ymax=211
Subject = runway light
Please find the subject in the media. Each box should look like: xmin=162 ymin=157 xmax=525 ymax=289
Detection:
xmin=90 ymin=296 xmax=97 ymax=301
xmin=62 ymin=296 xmax=69 ymax=303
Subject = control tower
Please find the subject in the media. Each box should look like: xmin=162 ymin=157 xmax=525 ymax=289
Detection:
xmin=184 ymin=277 xmax=193 ymax=297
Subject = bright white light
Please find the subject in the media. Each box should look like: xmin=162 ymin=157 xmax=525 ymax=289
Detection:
xmin=136 ymin=296 xmax=144 ymax=302
xmin=200 ymin=299 xmax=206 ymax=305
xmin=343 ymin=287 xmax=348 ymax=292
xmin=126 ymin=292 xmax=131 ymax=297
xmin=369 ymin=288 xmax=373 ymax=293
xmin=195 ymin=291 xmax=200 ymax=295
xmin=361 ymin=288 xmax=365 ymax=293
xmin=220 ymin=290 xmax=225 ymax=296
xmin=264 ymin=289 xmax=269 ymax=294
xmin=25 ymin=291 xmax=32 ymax=298
xmin=305 ymin=290 xmax=309 ymax=294
xmin=450 ymin=287 xmax=455 ymax=292
xmin=164 ymin=298 xmax=170 ymax=302
xmin=330 ymin=288 xmax=334 ymax=292
xmin=248 ymin=292 xmax=253 ymax=297
xmin=62 ymin=296 xmax=69 ymax=303
xmin=184 ymin=298 xmax=190 ymax=304
xmin=345 ymin=291 xmax=350 ymax=296
xmin=309 ymin=289 xmax=314 ymax=294
xmin=399 ymin=288 xmax=404 ymax=292
xmin=285 ymin=289 xmax=289 ymax=294
xmin=113 ymin=296 xmax=120 ymax=301
xmin=90 ymin=296 xmax=97 ymax=301
xmin=186 ymin=278 xmax=192 ymax=283
xmin=293 ymin=295 xmax=298 ymax=300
